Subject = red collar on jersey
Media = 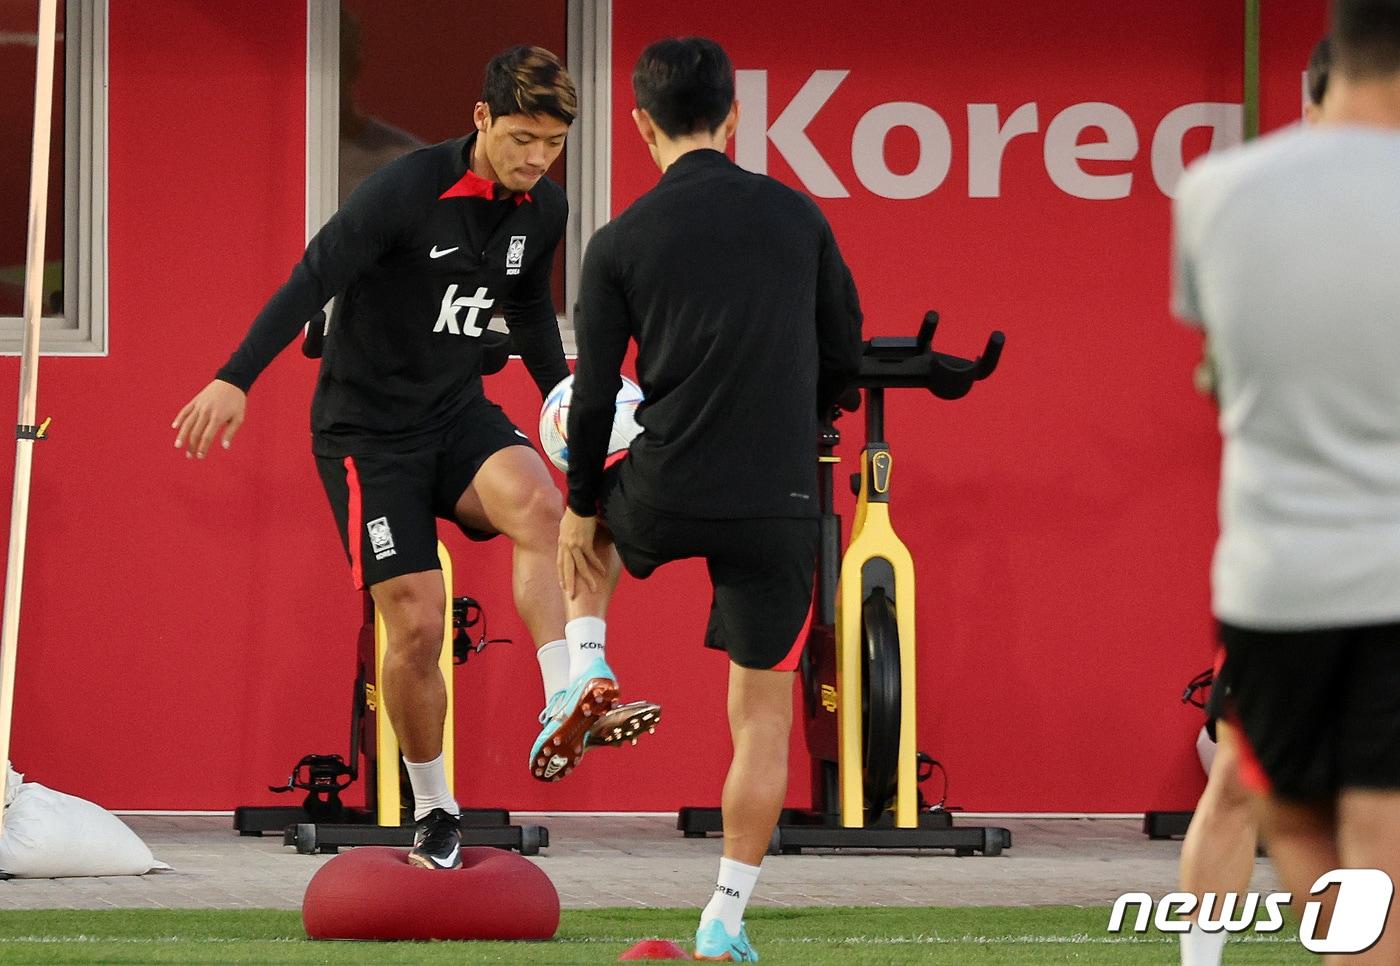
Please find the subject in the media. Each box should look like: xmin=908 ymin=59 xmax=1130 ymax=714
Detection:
xmin=439 ymin=167 xmax=533 ymax=205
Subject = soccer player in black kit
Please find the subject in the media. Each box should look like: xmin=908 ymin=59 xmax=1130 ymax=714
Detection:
xmin=559 ymin=38 xmax=863 ymax=961
xmin=172 ymin=46 xmax=658 ymax=871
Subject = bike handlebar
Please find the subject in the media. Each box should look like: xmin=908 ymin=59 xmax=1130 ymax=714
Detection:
xmin=854 ymin=310 xmax=1004 ymax=401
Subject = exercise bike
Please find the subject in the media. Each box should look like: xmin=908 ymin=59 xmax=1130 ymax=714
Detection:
xmin=680 ymin=311 xmax=1010 ymax=855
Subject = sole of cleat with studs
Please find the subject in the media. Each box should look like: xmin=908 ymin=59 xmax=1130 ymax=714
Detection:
xmin=531 ymin=681 xmax=618 ymax=781
xmin=590 ymin=703 xmax=662 ymax=746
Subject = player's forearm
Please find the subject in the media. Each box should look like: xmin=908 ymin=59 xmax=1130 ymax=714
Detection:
xmin=565 ymin=324 xmax=628 ymax=515
xmin=508 ymin=312 xmax=570 ymax=398
xmin=215 ymin=264 xmax=328 ymax=391
xmin=564 ymin=392 xmax=617 ymax=516
xmin=815 ymin=269 xmax=864 ymax=413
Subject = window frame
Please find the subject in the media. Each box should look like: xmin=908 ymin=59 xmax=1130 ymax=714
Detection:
xmin=0 ymin=0 xmax=108 ymax=356
xmin=304 ymin=0 xmax=612 ymax=356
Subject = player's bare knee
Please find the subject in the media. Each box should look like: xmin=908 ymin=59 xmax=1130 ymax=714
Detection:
xmin=732 ymin=707 xmax=793 ymax=746
xmin=382 ymin=605 xmax=445 ymax=666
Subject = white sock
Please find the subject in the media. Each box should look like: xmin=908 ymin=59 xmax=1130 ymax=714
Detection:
xmin=700 ymin=856 xmax=762 ymax=934
xmin=1180 ymin=923 xmax=1227 ymax=966
xmin=536 ymin=639 xmax=570 ymax=701
xmin=403 ymin=753 xmax=459 ymax=821
xmin=565 ymin=616 xmax=607 ymax=679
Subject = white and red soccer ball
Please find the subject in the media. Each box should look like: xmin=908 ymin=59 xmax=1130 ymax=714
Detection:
xmin=538 ymin=374 xmax=644 ymax=473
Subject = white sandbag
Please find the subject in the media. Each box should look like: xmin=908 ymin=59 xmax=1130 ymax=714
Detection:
xmin=0 ymin=781 xmax=171 ymax=878
xmin=4 ymin=760 xmax=21 ymax=807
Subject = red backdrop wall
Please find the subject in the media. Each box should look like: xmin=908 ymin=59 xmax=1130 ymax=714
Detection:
xmin=0 ymin=0 xmax=1325 ymax=813
xmin=611 ymin=0 xmax=1326 ymax=813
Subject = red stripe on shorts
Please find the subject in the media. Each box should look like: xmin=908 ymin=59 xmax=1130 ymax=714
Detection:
xmin=1229 ymin=716 xmax=1274 ymax=795
xmin=772 ymin=603 xmax=815 ymax=672
xmin=343 ymin=456 xmax=364 ymax=589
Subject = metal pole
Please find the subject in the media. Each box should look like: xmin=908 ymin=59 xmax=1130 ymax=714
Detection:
xmin=1244 ymin=0 xmax=1261 ymax=140
xmin=0 ymin=0 xmax=60 ymax=836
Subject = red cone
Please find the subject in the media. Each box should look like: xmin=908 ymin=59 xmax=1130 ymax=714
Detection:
xmin=619 ymin=938 xmax=690 ymax=960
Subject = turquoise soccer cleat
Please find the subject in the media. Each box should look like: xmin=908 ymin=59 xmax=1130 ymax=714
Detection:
xmin=528 ymin=656 xmax=618 ymax=781
xmin=693 ymin=919 xmax=759 ymax=961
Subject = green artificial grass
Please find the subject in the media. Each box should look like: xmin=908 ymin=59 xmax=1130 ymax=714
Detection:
xmin=0 ymin=906 xmax=1312 ymax=964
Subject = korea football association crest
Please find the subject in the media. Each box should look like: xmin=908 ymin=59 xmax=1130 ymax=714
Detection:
xmin=506 ymin=235 xmax=526 ymax=275
xmin=366 ymin=516 xmax=396 ymax=560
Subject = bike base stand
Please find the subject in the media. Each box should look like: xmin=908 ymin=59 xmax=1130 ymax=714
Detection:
xmin=677 ymin=806 xmax=1011 ymax=856
xmin=235 ymin=806 xmax=547 ymax=855
xmin=1142 ymin=810 xmax=1194 ymax=840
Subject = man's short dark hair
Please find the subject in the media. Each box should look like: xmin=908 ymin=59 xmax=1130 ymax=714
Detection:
xmin=1332 ymin=0 xmax=1400 ymax=80
xmin=1307 ymin=35 xmax=1332 ymax=106
xmin=632 ymin=37 xmax=734 ymax=139
xmin=482 ymin=45 xmax=577 ymax=125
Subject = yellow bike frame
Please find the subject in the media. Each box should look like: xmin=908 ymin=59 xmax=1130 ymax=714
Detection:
xmin=837 ymin=440 xmax=919 ymax=829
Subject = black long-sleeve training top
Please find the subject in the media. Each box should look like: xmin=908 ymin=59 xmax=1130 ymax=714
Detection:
xmin=567 ymin=148 xmax=863 ymax=519
xmin=215 ymin=133 xmax=570 ymax=458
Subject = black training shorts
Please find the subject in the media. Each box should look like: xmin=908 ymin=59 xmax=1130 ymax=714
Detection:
xmin=1218 ymin=619 xmax=1400 ymax=800
xmin=600 ymin=469 xmax=817 ymax=670
xmin=315 ymin=395 xmax=533 ymax=589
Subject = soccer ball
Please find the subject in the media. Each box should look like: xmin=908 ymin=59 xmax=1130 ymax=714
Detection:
xmin=538 ymin=374 xmax=644 ymax=472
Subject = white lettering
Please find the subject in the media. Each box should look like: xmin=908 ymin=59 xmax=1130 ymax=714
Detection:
xmin=1043 ymin=102 xmax=1138 ymax=200
xmin=851 ymin=102 xmax=952 ymax=199
xmin=968 ymin=103 xmax=1039 ymax=198
xmin=1151 ymin=102 xmax=1243 ymax=197
xmin=1197 ymin=892 xmax=1260 ymax=933
xmin=1154 ymin=893 xmax=1196 ymax=933
xmin=1258 ymin=893 xmax=1290 ymax=933
xmin=734 ymin=69 xmax=1241 ymax=201
xmin=433 ymin=284 xmax=494 ymax=337
xmin=1107 ymin=892 xmax=1153 ymax=933
xmin=1300 ymin=869 xmax=1394 ymax=955
xmin=1110 ymin=890 xmax=1292 ymax=935
xmin=736 ymin=69 xmax=850 ymax=197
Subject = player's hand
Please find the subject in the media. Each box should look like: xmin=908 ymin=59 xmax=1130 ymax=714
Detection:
xmin=172 ymin=380 xmax=247 ymax=459
xmin=557 ymin=508 xmax=604 ymax=599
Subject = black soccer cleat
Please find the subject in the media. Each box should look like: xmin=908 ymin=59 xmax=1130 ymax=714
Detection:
xmin=407 ymin=808 xmax=462 ymax=870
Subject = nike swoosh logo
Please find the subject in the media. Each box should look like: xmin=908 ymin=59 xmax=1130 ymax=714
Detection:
xmin=428 ymin=845 xmax=460 ymax=868
xmin=544 ymin=755 xmax=568 ymax=779
xmin=429 ymin=245 xmax=459 ymax=259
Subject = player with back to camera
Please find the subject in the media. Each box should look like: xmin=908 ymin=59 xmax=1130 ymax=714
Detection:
xmin=558 ymin=37 xmax=863 ymax=962
xmin=170 ymin=45 xmax=659 ymax=872
xmin=1173 ymin=2 xmax=1400 ymax=960
xmin=1175 ymin=35 xmax=1332 ymax=966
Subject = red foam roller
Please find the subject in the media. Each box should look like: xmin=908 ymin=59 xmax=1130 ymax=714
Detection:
xmin=302 ymin=846 xmax=560 ymax=941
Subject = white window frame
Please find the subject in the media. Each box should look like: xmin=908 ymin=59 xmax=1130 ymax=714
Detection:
xmin=304 ymin=0 xmax=612 ymax=355
xmin=0 ymin=0 xmax=108 ymax=355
